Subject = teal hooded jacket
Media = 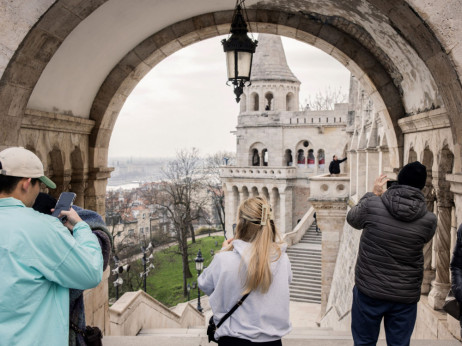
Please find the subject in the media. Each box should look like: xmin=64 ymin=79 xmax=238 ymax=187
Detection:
xmin=0 ymin=197 xmax=103 ymax=346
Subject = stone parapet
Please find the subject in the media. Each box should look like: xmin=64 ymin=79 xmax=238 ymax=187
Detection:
xmin=109 ymin=290 xmax=204 ymax=336
xmin=309 ymin=173 xmax=349 ymax=200
xmin=220 ymin=166 xmax=297 ymax=180
xmin=283 ymin=206 xmax=315 ymax=246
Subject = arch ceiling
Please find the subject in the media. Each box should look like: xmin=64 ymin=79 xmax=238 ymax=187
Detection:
xmin=1 ymin=0 xmax=461 ymax=169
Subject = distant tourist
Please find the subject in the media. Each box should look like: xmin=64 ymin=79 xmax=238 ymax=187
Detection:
xmin=0 ymin=147 xmax=103 ymax=346
xmin=328 ymin=155 xmax=347 ymax=175
xmin=346 ymin=162 xmax=437 ymax=345
xmin=33 ymin=192 xmax=112 ymax=346
xmin=198 ymin=196 xmax=291 ymax=345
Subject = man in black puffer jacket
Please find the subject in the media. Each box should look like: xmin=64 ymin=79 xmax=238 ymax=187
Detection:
xmin=347 ymin=161 xmax=437 ymax=345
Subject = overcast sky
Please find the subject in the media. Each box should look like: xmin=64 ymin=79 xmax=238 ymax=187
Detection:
xmin=108 ymin=35 xmax=351 ymax=159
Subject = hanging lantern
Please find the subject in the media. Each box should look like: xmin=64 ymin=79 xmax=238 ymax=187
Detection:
xmin=222 ymin=0 xmax=258 ymax=103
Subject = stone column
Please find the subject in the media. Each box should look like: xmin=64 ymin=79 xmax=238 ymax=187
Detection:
xmin=309 ymin=198 xmax=348 ymax=318
xmin=428 ymin=180 xmax=453 ymax=309
xmin=279 ymin=187 xmax=293 ymax=234
xmin=349 ymin=150 xmax=357 ymax=196
xmin=85 ymin=167 xmax=113 ymax=216
xmin=421 ymin=184 xmax=436 ymax=294
xmin=224 ymin=185 xmax=236 ymax=239
xmin=365 ymin=148 xmax=379 ymax=193
xmin=356 ymin=149 xmax=367 ymax=197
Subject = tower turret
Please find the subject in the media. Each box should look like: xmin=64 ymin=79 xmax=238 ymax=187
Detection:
xmin=240 ymin=34 xmax=301 ymax=113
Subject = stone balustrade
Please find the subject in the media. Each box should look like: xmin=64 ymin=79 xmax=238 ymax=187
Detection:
xmin=220 ymin=166 xmax=297 ymax=180
xmin=283 ymin=206 xmax=315 ymax=246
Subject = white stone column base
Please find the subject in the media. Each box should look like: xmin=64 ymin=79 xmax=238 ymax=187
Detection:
xmin=427 ymin=281 xmax=451 ymax=310
xmin=421 ymin=269 xmax=435 ymax=294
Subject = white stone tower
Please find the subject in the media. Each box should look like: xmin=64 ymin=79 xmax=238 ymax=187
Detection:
xmin=221 ymin=34 xmax=350 ymax=236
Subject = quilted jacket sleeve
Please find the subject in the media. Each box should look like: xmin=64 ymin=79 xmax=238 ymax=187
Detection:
xmin=346 ymin=192 xmax=375 ymax=230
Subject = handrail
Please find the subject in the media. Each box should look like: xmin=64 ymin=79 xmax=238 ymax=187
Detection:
xmin=283 ymin=206 xmax=315 ymax=246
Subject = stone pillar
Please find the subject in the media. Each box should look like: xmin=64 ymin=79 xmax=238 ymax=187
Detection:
xmin=428 ymin=180 xmax=453 ymax=309
xmin=224 ymin=185 xmax=236 ymax=239
xmin=421 ymin=184 xmax=436 ymax=294
xmin=349 ymin=150 xmax=357 ymax=196
xmin=279 ymin=187 xmax=293 ymax=234
xmin=356 ymin=149 xmax=367 ymax=197
xmin=85 ymin=167 xmax=113 ymax=215
xmin=309 ymin=198 xmax=348 ymax=318
xmin=365 ymin=148 xmax=379 ymax=193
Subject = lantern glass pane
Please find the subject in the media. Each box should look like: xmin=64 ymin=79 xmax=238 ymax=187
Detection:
xmin=237 ymin=51 xmax=252 ymax=78
xmin=226 ymin=51 xmax=236 ymax=79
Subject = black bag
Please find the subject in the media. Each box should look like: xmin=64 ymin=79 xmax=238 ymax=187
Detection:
xmin=207 ymin=316 xmax=218 ymax=343
xmin=207 ymin=293 xmax=250 ymax=343
xmin=443 ymin=290 xmax=461 ymax=320
xmin=84 ymin=326 xmax=103 ymax=346
xmin=71 ymin=322 xmax=103 ymax=346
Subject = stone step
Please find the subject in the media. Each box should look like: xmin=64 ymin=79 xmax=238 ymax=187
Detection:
xmin=287 ymin=248 xmax=321 ymax=254
xmin=292 ymin=277 xmax=321 ymax=285
xmin=103 ymin=335 xmax=461 ymax=346
xmin=290 ymin=287 xmax=322 ymax=296
xmin=291 ymin=262 xmax=321 ymax=268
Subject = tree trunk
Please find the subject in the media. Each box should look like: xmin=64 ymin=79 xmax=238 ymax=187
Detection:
xmin=190 ymin=222 xmax=196 ymax=243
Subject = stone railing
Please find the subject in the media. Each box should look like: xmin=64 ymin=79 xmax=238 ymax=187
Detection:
xmin=283 ymin=206 xmax=315 ymax=246
xmin=309 ymin=173 xmax=350 ymax=200
xmin=220 ymin=166 xmax=297 ymax=180
xmin=109 ymin=290 xmax=204 ymax=336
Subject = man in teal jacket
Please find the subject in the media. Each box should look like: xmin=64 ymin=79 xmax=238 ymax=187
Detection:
xmin=0 ymin=147 xmax=103 ymax=346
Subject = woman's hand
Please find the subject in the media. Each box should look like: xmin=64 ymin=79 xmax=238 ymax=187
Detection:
xmin=222 ymin=238 xmax=234 ymax=248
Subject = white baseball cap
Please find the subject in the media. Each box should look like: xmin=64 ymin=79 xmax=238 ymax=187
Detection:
xmin=0 ymin=147 xmax=56 ymax=189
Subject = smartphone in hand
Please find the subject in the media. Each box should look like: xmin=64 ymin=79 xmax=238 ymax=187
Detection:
xmin=51 ymin=192 xmax=76 ymax=222
xmin=386 ymin=180 xmax=398 ymax=189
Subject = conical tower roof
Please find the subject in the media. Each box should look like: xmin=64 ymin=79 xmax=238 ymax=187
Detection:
xmin=250 ymin=34 xmax=300 ymax=83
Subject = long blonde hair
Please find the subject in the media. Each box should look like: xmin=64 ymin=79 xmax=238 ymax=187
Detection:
xmin=224 ymin=196 xmax=283 ymax=294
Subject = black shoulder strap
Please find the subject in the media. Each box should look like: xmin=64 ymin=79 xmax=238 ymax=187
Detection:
xmin=216 ymin=293 xmax=250 ymax=328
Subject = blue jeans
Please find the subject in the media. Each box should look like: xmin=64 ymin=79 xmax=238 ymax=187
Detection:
xmin=351 ymin=286 xmax=417 ymax=346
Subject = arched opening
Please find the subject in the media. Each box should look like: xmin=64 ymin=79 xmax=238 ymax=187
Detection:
xmin=262 ymin=149 xmax=268 ymax=166
xmin=261 ymin=187 xmax=270 ymax=202
xmin=48 ymin=148 xmax=66 ymax=199
xmin=286 ymin=92 xmax=295 ymax=111
xmin=318 ymin=149 xmax=325 ymax=171
xmin=251 ymin=92 xmax=259 ymax=111
xmin=307 ymin=149 xmax=315 ymax=169
xmin=265 ymin=92 xmax=273 ymax=111
xmin=284 ymin=149 xmax=293 ymax=166
xmin=251 ymin=186 xmax=259 ymax=197
xmin=297 ymin=149 xmax=305 ymax=167
xmin=251 ymin=149 xmax=260 ymax=167
xmin=409 ymin=147 xmax=418 ymax=163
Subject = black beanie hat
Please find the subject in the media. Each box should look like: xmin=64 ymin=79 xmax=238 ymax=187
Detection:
xmin=397 ymin=161 xmax=427 ymax=190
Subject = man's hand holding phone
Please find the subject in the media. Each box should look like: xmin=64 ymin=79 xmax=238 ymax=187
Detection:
xmin=51 ymin=192 xmax=80 ymax=230
xmin=58 ymin=208 xmax=83 ymax=231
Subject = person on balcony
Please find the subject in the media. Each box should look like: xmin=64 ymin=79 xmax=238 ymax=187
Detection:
xmin=0 ymin=147 xmax=103 ymax=346
xmin=328 ymin=155 xmax=347 ymax=175
xmin=346 ymin=161 xmax=437 ymax=345
xmin=198 ymin=197 xmax=292 ymax=345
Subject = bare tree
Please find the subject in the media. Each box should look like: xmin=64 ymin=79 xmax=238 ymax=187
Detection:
xmin=155 ymin=148 xmax=208 ymax=296
xmin=302 ymin=86 xmax=347 ymax=111
xmin=204 ymin=152 xmax=235 ymax=233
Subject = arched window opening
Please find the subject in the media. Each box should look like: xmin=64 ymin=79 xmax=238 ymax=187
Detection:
xmin=284 ymin=149 xmax=293 ymax=166
xmin=297 ymin=149 xmax=305 ymax=167
xmin=251 ymin=93 xmax=259 ymax=111
xmin=286 ymin=92 xmax=295 ymax=111
xmin=408 ymin=148 xmax=417 ymax=163
xmin=308 ymin=149 xmax=315 ymax=168
xmin=318 ymin=149 xmax=325 ymax=170
xmin=262 ymin=149 xmax=268 ymax=166
xmin=252 ymin=149 xmax=260 ymax=166
xmin=265 ymin=92 xmax=273 ymax=111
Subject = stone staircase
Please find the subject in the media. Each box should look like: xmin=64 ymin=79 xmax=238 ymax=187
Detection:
xmin=287 ymin=223 xmax=322 ymax=303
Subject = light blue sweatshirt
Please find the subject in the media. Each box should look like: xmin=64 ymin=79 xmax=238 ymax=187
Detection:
xmin=198 ymin=239 xmax=292 ymax=342
xmin=0 ymin=197 xmax=103 ymax=346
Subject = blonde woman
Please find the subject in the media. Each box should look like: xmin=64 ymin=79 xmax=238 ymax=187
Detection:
xmin=198 ymin=197 xmax=292 ymax=345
